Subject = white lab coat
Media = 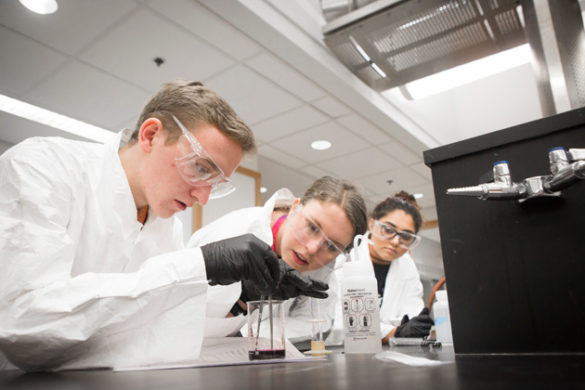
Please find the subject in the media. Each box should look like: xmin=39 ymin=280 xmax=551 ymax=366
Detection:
xmin=329 ymin=235 xmax=424 ymax=343
xmin=187 ymin=189 xmax=338 ymax=342
xmin=0 ymin=130 xmax=209 ymax=371
xmin=376 ymin=251 xmax=425 ymax=337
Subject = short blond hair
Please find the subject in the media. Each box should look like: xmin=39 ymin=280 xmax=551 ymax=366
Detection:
xmin=130 ymin=80 xmax=255 ymax=153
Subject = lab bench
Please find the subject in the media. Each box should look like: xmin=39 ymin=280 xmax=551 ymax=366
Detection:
xmin=1 ymin=345 xmax=584 ymax=390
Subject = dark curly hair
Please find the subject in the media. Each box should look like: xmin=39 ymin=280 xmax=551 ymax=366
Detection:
xmin=371 ymin=191 xmax=423 ymax=233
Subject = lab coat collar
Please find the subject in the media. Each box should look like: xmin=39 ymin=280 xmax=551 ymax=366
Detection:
xmin=104 ymin=129 xmax=159 ymax=232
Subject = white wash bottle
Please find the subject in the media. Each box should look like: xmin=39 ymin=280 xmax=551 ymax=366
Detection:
xmin=341 ymin=234 xmax=382 ymax=353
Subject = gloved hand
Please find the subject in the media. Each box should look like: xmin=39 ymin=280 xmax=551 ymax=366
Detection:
xmin=201 ymin=233 xmax=329 ymax=300
xmin=240 ymin=270 xmax=329 ymax=302
xmin=394 ymin=307 xmax=434 ymax=338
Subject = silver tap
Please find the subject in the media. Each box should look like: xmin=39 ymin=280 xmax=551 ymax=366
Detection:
xmin=446 ymin=161 xmax=527 ymax=200
xmin=568 ymin=148 xmax=585 ymax=161
xmin=519 ymin=175 xmax=561 ymax=202
xmin=447 ymin=147 xmax=585 ymax=202
xmin=543 ymin=147 xmax=585 ymax=193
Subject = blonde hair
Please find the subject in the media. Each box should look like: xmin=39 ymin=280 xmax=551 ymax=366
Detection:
xmin=130 ymin=80 xmax=255 ymax=153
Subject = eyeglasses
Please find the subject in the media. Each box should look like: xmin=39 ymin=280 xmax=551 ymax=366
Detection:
xmin=172 ymin=115 xmax=235 ymax=199
xmin=371 ymin=220 xmax=421 ymax=249
xmin=292 ymin=205 xmax=349 ymax=264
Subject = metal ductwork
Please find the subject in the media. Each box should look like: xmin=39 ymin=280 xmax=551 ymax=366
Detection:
xmin=321 ymin=0 xmax=585 ymax=114
xmin=521 ymin=0 xmax=585 ymax=115
xmin=322 ymin=0 xmax=526 ymax=91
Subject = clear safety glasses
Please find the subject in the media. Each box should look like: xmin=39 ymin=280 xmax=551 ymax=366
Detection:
xmin=172 ymin=115 xmax=235 ymax=199
xmin=292 ymin=205 xmax=349 ymax=265
xmin=371 ymin=220 xmax=421 ymax=249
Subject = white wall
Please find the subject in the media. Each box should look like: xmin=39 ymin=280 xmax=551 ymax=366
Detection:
xmin=384 ymin=63 xmax=543 ymax=145
xmin=411 ymin=238 xmax=444 ymax=281
xmin=412 ymin=238 xmax=446 ymax=306
xmin=259 ymin=155 xmax=316 ymax=204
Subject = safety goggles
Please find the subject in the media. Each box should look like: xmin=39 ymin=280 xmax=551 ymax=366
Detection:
xmin=172 ymin=115 xmax=235 ymax=199
xmin=372 ymin=220 xmax=421 ymax=249
xmin=292 ymin=205 xmax=349 ymax=265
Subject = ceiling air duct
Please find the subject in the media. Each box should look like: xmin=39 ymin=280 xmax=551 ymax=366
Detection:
xmin=321 ymin=0 xmax=527 ymax=92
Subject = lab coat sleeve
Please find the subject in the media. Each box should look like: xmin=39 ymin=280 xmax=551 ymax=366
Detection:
xmin=0 ymin=154 xmax=209 ymax=371
xmin=379 ymin=273 xmax=425 ymax=337
xmin=399 ymin=276 xmax=425 ymax=318
xmin=380 ymin=321 xmax=394 ymax=338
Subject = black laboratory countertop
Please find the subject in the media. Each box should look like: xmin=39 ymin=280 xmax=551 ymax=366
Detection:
xmin=1 ymin=345 xmax=585 ymax=390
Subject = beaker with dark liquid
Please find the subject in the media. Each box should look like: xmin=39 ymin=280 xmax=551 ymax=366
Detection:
xmin=247 ymin=299 xmax=286 ymax=360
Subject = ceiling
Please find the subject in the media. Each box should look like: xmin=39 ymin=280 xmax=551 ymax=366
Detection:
xmin=0 ymin=0 xmax=522 ymax=243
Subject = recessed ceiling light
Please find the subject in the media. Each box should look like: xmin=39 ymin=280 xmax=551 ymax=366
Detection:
xmin=413 ymin=193 xmax=424 ymax=199
xmin=19 ymin=0 xmax=58 ymax=14
xmin=260 ymin=186 xmax=267 ymax=193
xmin=311 ymin=140 xmax=331 ymax=150
xmin=0 ymin=94 xmax=113 ymax=143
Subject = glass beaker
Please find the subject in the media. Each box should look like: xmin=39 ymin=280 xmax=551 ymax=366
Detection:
xmin=309 ymin=297 xmax=326 ymax=353
xmin=247 ymin=299 xmax=286 ymax=360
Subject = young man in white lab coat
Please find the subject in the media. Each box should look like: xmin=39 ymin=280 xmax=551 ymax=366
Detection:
xmin=0 ymin=80 xmax=327 ymax=371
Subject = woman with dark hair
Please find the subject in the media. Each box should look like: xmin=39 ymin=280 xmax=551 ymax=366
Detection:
xmin=358 ymin=191 xmax=433 ymax=343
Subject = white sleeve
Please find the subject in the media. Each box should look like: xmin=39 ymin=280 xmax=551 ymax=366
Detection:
xmin=380 ymin=274 xmax=425 ymax=338
xmin=400 ymin=275 xmax=425 ymax=318
xmin=0 ymin=153 xmax=209 ymax=371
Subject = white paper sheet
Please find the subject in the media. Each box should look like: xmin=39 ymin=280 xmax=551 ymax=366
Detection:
xmin=114 ymin=337 xmax=312 ymax=372
xmin=375 ymin=351 xmax=451 ymax=367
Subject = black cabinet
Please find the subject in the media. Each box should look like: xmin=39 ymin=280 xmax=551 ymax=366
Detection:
xmin=424 ymin=108 xmax=585 ymax=354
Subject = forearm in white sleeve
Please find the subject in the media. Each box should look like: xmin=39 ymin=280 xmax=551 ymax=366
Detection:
xmin=0 ymin=246 xmax=208 ymax=371
xmin=379 ymin=276 xmax=425 ymax=338
xmin=402 ymin=276 xmax=425 ymax=318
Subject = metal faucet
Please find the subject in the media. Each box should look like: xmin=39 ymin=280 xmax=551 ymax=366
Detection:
xmin=543 ymin=147 xmax=585 ymax=192
xmin=446 ymin=147 xmax=585 ymax=202
xmin=446 ymin=161 xmax=527 ymax=200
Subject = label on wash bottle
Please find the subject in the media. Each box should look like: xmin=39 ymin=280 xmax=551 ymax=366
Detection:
xmin=341 ymin=234 xmax=382 ymax=353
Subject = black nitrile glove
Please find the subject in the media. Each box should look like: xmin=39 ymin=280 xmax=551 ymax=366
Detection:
xmin=394 ymin=307 xmax=434 ymax=338
xmin=201 ymin=234 xmax=329 ymax=300
xmin=230 ymin=273 xmax=329 ymax=316
xmin=241 ymin=270 xmax=329 ymax=302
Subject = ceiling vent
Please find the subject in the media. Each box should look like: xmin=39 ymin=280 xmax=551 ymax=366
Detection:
xmin=322 ymin=0 xmax=527 ymax=91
